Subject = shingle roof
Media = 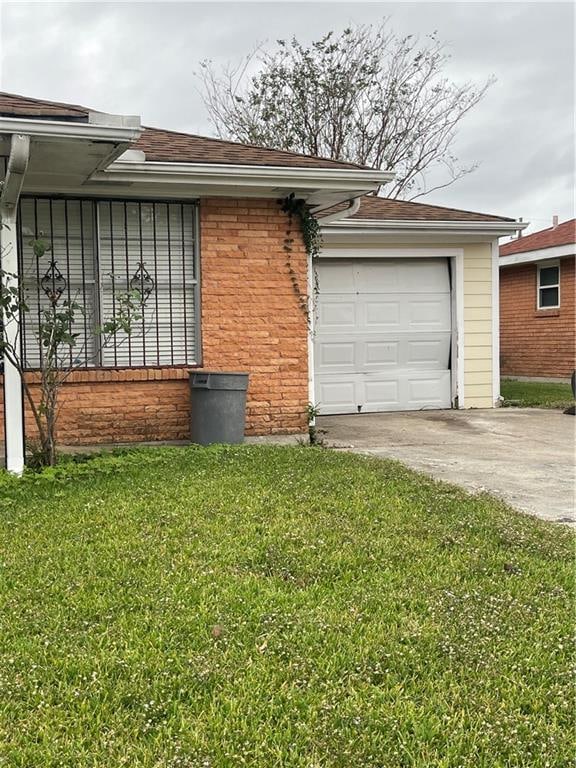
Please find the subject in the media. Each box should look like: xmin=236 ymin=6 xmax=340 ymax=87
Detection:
xmin=500 ymin=219 xmax=575 ymax=256
xmin=133 ymin=126 xmax=369 ymax=169
xmin=0 ymin=91 xmax=89 ymax=120
xmin=322 ymin=195 xmax=515 ymax=223
xmin=0 ymin=91 xmax=369 ymax=170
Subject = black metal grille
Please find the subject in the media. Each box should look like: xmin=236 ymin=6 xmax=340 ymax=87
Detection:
xmin=17 ymin=197 xmax=200 ymax=369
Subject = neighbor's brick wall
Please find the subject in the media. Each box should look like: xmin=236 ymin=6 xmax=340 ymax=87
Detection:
xmin=500 ymin=256 xmax=575 ymax=377
xmin=0 ymin=197 xmax=309 ymax=446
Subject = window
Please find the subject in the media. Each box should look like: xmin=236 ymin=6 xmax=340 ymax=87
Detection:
xmin=17 ymin=197 xmax=199 ymax=369
xmin=537 ymin=262 xmax=560 ymax=309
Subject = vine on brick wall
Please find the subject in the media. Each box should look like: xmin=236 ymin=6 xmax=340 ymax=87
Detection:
xmin=279 ymin=194 xmax=322 ymax=327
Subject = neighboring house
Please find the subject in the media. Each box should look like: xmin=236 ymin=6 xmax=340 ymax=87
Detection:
xmin=0 ymin=92 xmax=522 ymax=470
xmin=500 ymin=219 xmax=575 ymax=378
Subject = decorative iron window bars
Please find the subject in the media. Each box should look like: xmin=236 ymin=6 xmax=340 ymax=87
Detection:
xmin=17 ymin=197 xmax=200 ymax=369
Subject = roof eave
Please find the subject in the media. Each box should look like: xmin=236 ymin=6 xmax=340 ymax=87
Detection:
xmin=0 ymin=115 xmax=142 ymax=143
xmin=91 ymin=160 xmax=393 ymax=186
xmin=322 ymin=218 xmax=527 ymax=237
xmin=500 ymin=242 xmax=576 ymax=266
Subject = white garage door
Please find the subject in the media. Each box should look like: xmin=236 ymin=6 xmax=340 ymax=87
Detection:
xmin=314 ymin=258 xmax=452 ymax=415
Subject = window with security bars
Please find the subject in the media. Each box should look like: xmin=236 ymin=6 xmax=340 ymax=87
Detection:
xmin=17 ymin=197 xmax=199 ymax=369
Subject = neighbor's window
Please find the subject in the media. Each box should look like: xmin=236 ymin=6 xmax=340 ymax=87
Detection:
xmin=17 ymin=197 xmax=200 ymax=369
xmin=537 ymin=262 xmax=560 ymax=309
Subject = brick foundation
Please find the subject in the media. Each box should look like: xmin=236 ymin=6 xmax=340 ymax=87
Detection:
xmin=500 ymin=256 xmax=575 ymax=377
xmin=0 ymin=198 xmax=309 ymax=446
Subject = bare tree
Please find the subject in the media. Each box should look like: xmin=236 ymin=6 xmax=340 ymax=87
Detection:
xmin=199 ymin=24 xmax=494 ymax=200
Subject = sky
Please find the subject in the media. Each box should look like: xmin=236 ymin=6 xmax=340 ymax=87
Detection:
xmin=0 ymin=1 xmax=574 ymax=233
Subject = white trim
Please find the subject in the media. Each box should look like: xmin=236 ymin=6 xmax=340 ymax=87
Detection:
xmin=454 ymin=252 xmax=465 ymax=408
xmin=92 ymin=160 xmax=392 ymax=190
xmin=319 ymin=246 xmax=464 ymax=259
xmin=491 ymin=239 xmax=500 ymax=406
xmin=322 ymin=218 xmax=527 ymax=238
xmin=0 ymin=116 xmax=141 ymax=143
xmin=536 ymin=260 xmax=560 ymax=310
xmin=500 ymin=243 xmax=575 ymax=266
xmin=0 ymin=133 xmax=30 ymax=476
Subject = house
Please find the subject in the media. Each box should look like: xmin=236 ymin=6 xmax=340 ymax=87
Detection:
xmin=0 ymin=92 xmax=523 ymax=473
xmin=500 ymin=219 xmax=575 ymax=379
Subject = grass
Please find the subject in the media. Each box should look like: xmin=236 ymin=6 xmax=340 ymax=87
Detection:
xmin=0 ymin=446 xmax=573 ymax=767
xmin=501 ymin=378 xmax=575 ymax=409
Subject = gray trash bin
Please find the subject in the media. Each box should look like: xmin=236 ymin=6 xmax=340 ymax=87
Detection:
xmin=189 ymin=371 xmax=249 ymax=445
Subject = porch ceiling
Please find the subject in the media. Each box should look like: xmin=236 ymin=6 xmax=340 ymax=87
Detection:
xmin=0 ymin=134 xmax=132 ymax=192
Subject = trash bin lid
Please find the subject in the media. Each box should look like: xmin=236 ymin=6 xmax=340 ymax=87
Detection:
xmin=190 ymin=371 xmax=249 ymax=390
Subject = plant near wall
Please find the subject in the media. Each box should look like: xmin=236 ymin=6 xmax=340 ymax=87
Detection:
xmin=0 ymin=233 xmax=145 ymax=467
xmin=280 ymin=194 xmax=322 ymax=326
xmin=306 ymin=401 xmax=326 ymax=446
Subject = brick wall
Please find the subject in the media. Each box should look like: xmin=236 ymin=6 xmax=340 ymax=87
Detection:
xmin=0 ymin=197 xmax=309 ymax=446
xmin=200 ymin=198 xmax=308 ymax=435
xmin=500 ymin=256 xmax=575 ymax=377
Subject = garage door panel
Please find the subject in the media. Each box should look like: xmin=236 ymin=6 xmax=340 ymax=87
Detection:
xmin=365 ymin=340 xmax=398 ymax=366
xmin=316 ymin=333 xmax=450 ymax=374
xmin=399 ymin=260 xmax=449 ymax=292
xmin=319 ymin=293 xmax=450 ymax=333
xmin=405 ymin=336 xmax=451 ymax=367
xmin=364 ymin=379 xmax=400 ymax=407
xmin=355 ymin=261 xmax=399 ymax=292
xmin=316 ymin=371 xmax=451 ymax=413
xmin=407 ymin=373 xmax=451 ymax=405
xmin=315 ymin=258 xmax=452 ymax=414
xmin=365 ymin=300 xmax=400 ymax=327
xmin=316 ymin=374 xmax=400 ymax=413
xmin=317 ymin=297 xmax=357 ymax=329
xmin=317 ymin=379 xmax=358 ymax=413
xmin=408 ymin=298 xmax=451 ymax=328
xmin=318 ymin=261 xmax=356 ymax=292
xmin=318 ymin=341 xmax=356 ymax=369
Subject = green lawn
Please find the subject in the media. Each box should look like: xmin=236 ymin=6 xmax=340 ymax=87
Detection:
xmin=0 ymin=446 xmax=573 ymax=767
xmin=501 ymin=378 xmax=574 ymax=409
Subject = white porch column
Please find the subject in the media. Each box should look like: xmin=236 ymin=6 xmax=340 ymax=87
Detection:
xmin=0 ymin=134 xmax=30 ymax=475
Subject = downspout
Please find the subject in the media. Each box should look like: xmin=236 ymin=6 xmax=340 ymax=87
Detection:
xmin=315 ymin=195 xmax=362 ymax=224
xmin=0 ymin=133 xmax=30 ymax=475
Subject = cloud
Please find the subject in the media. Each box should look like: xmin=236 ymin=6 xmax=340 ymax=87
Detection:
xmin=1 ymin=1 xmax=573 ymax=230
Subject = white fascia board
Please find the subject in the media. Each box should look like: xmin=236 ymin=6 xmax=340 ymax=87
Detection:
xmin=322 ymin=218 xmax=526 ymax=238
xmin=320 ymin=246 xmax=463 ymax=258
xmin=0 ymin=116 xmax=142 ymax=143
xmin=499 ymin=242 xmax=575 ymax=266
xmin=91 ymin=161 xmax=393 ymax=191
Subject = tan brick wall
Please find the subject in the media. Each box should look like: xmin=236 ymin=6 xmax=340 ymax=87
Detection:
xmin=500 ymin=256 xmax=575 ymax=377
xmin=0 ymin=197 xmax=309 ymax=446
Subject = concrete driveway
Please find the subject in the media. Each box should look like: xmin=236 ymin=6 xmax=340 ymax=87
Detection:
xmin=318 ymin=409 xmax=575 ymax=524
